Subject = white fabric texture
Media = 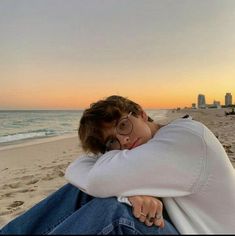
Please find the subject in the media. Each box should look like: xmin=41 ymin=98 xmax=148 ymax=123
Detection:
xmin=65 ymin=117 xmax=235 ymax=234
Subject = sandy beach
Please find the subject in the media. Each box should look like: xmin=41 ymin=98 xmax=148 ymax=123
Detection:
xmin=0 ymin=108 xmax=234 ymax=228
xmin=0 ymin=135 xmax=82 ymax=228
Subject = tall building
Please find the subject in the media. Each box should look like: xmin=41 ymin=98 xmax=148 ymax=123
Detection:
xmin=225 ymin=93 xmax=232 ymax=106
xmin=198 ymin=94 xmax=206 ymax=108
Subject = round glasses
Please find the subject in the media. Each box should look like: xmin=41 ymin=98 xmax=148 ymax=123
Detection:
xmin=105 ymin=112 xmax=133 ymax=151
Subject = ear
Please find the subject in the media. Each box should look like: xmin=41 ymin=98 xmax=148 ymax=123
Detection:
xmin=141 ymin=110 xmax=148 ymax=122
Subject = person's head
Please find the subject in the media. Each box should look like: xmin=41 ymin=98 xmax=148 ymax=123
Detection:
xmin=78 ymin=95 xmax=157 ymax=155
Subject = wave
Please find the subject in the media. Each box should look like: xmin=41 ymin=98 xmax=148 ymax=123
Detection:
xmin=0 ymin=129 xmax=58 ymax=144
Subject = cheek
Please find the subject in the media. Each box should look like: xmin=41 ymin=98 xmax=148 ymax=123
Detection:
xmin=144 ymin=127 xmax=152 ymax=139
xmin=134 ymin=123 xmax=152 ymax=139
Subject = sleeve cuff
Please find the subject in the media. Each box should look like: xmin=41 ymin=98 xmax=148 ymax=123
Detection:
xmin=117 ymin=196 xmax=132 ymax=206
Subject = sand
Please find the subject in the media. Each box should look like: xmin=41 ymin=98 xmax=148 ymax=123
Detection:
xmin=0 ymin=108 xmax=234 ymax=228
xmin=0 ymin=135 xmax=82 ymax=228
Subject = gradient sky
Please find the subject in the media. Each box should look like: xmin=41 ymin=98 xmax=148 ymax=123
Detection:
xmin=0 ymin=0 xmax=235 ymax=109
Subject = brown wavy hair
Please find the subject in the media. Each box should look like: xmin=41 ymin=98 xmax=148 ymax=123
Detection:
xmin=78 ymin=95 xmax=153 ymax=155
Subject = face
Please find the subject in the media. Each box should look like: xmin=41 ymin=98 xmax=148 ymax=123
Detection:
xmin=102 ymin=111 xmax=153 ymax=151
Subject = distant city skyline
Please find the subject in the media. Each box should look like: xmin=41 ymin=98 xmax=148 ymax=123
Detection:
xmin=0 ymin=0 xmax=235 ymax=109
xmin=195 ymin=92 xmax=233 ymax=109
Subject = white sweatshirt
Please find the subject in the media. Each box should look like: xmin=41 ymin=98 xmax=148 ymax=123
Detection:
xmin=65 ymin=117 xmax=235 ymax=234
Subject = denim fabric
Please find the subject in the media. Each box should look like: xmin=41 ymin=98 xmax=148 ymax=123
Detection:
xmin=1 ymin=184 xmax=179 ymax=235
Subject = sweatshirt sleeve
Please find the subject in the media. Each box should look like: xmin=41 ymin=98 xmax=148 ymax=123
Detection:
xmin=65 ymin=156 xmax=133 ymax=206
xmin=65 ymin=155 xmax=97 ymax=193
xmin=86 ymin=125 xmax=206 ymax=198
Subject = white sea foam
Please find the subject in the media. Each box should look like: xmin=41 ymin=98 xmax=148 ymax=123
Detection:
xmin=0 ymin=110 xmax=83 ymax=145
xmin=0 ymin=131 xmax=55 ymax=143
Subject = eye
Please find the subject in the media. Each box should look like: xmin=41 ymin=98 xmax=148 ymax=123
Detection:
xmin=106 ymin=138 xmax=118 ymax=146
xmin=118 ymin=120 xmax=128 ymax=131
xmin=105 ymin=138 xmax=120 ymax=151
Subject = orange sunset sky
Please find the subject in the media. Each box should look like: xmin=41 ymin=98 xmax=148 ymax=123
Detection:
xmin=0 ymin=0 xmax=235 ymax=110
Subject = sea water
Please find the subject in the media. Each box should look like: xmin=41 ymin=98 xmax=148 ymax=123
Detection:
xmin=0 ymin=109 xmax=169 ymax=146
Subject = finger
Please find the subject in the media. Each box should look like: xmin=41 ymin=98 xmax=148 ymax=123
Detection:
xmin=139 ymin=202 xmax=149 ymax=223
xmin=144 ymin=218 xmax=154 ymax=227
xmin=139 ymin=212 xmax=147 ymax=223
xmin=153 ymin=202 xmax=164 ymax=228
xmin=160 ymin=219 xmax=165 ymax=228
xmin=153 ymin=213 xmax=165 ymax=228
xmin=130 ymin=198 xmax=142 ymax=218
xmin=147 ymin=201 xmax=158 ymax=222
xmin=154 ymin=216 xmax=164 ymax=228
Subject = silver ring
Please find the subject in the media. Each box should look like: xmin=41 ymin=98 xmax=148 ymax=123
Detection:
xmin=155 ymin=213 xmax=162 ymax=220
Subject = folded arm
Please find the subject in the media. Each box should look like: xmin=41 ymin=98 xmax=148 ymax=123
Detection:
xmin=65 ymin=126 xmax=205 ymax=198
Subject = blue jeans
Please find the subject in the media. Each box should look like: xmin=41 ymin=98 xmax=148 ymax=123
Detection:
xmin=0 ymin=184 xmax=179 ymax=235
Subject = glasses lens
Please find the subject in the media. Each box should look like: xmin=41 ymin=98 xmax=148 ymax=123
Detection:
xmin=106 ymin=138 xmax=121 ymax=151
xmin=117 ymin=118 xmax=132 ymax=135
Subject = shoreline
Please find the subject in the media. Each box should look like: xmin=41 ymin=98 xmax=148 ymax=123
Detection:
xmin=0 ymin=133 xmax=78 ymax=152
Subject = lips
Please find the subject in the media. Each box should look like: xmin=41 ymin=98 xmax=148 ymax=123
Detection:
xmin=130 ymin=138 xmax=140 ymax=149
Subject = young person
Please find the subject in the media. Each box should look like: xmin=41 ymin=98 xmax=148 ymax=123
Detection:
xmin=0 ymin=97 xmax=178 ymax=235
xmin=65 ymin=95 xmax=235 ymax=234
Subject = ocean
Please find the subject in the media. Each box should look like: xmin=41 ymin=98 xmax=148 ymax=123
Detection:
xmin=0 ymin=109 xmax=169 ymax=146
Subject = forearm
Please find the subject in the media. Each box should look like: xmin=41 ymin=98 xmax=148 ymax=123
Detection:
xmin=86 ymin=145 xmax=194 ymax=198
xmin=66 ymin=133 xmax=199 ymax=198
xmin=65 ymin=155 xmax=97 ymax=193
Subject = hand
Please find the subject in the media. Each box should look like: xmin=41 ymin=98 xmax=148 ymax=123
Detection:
xmin=128 ymin=195 xmax=164 ymax=228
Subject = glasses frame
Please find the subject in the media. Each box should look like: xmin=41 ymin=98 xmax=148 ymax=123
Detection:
xmin=105 ymin=111 xmax=133 ymax=151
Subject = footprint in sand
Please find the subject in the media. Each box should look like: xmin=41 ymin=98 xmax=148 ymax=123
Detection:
xmin=18 ymin=188 xmax=36 ymax=193
xmin=4 ymin=182 xmax=21 ymax=189
xmin=40 ymin=166 xmax=54 ymax=170
xmin=25 ymin=179 xmax=39 ymax=185
xmin=21 ymin=175 xmax=34 ymax=180
xmin=0 ymin=210 xmax=14 ymax=216
xmin=1 ymin=188 xmax=35 ymax=199
xmin=8 ymin=201 xmax=24 ymax=208
xmin=41 ymin=168 xmax=65 ymax=181
xmin=223 ymin=144 xmax=234 ymax=154
xmin=57 ymin=170 xmax=65 ymax=177
xmin=1 ymin=192 xmax=14 ymax=198
xmin=0 ymin=192 xmax=15 ymax=200
xmin=41 ymin=174 xmax=55 ymax=181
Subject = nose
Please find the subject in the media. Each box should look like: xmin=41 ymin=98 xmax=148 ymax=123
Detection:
xmin=116 ymin=134 xmax=130 ymax=147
